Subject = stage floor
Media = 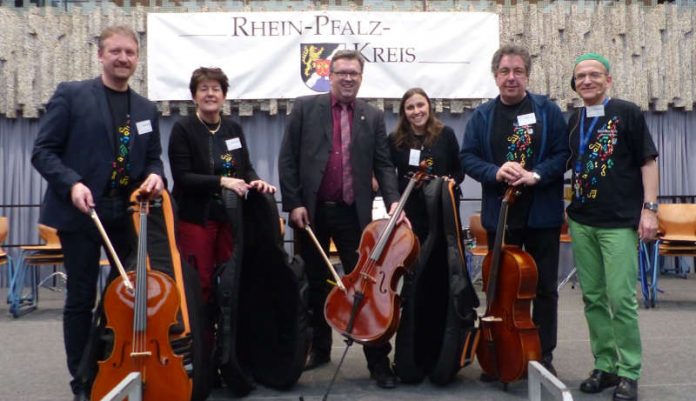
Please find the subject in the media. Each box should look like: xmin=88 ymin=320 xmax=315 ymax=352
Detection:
xmin=2 ymin=273 xmax=696 ymax=401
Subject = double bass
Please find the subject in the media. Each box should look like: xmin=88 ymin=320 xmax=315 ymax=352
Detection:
xmin=91 ymin=191 xmax=192 ymax=401
xmin=476 ymin=186 xmax=541 ymax=385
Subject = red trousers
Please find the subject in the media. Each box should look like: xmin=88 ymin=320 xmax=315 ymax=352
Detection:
xmin=176 ymin=220 xmax=233 ymax=304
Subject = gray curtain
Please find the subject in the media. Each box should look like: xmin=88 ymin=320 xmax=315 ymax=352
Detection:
xmin=646 ymin=110 xmax=696 ymax=197
xmin=1 ymin=108 xmax=694 ymax=283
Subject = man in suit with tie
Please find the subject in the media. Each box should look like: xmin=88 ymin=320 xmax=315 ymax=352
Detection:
xmin=32 ymin=25 xmax=164 ymax=401
xmin=279 ymin=49 xmax=402 ymax=388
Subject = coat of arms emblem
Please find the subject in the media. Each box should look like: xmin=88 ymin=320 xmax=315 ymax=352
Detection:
xmin=301 ymin=43 xmax=346 ymax=92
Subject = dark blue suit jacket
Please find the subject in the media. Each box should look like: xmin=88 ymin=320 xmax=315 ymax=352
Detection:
xmin=32 ymin=77 xmax=164 ymax=232
xmin=459 ymin=92 xmax=569 ymax=231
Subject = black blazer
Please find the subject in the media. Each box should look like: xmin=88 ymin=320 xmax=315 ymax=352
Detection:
xmin=32 ymin=77 xmax=164 ymax=232
xmin=168 ymin=114 xmax=260 ymax=225
xmin=278 ymin=93 xmax=399 ymax=230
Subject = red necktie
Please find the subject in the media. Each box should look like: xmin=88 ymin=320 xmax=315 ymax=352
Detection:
xmin=340 ymin=105 xmax=354 ymax=204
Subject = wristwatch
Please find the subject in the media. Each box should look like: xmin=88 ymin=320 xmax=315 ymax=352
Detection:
xmin=531 ymin=171 xmax=541 ymax=183
xmin=643 ymin=202 xmax=658 ymax=212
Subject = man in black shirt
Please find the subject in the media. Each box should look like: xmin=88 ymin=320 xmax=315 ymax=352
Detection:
xmin=460 ymin=45 xmax=569 ymax=376
xmin=32 ymin=25 xmax=164 ymax=401
xmin=567 ymin=53 xmax=658 ymax=401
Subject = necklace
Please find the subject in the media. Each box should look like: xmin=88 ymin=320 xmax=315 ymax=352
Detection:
xmin=196 ymin=111 xmax=222 ymax=135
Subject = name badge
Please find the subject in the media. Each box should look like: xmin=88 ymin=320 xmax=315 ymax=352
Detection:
xmin=409 ymin=149 xmax=421 ymax=166
xmin=586 ymin=104 xmax=605 ymax=117
xmin=517 ymin=113 xmax=536 ymax=126
xmin=226 ymin=137 xmax=242 ymax=151
xmin=135 ymin=120 xmax=153 ymax=135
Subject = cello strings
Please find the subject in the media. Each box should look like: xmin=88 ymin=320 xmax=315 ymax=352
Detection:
xmin=132 ymin=199 xmax=148 ymax=356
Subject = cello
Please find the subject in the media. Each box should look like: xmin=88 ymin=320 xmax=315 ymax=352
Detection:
xmin=91 ymin=191 xmax=192 ymax=401
xmin=324 ymin=168 xmax=425 ymax=345
xmin=476 ymin=186 xmax=541 ymax=385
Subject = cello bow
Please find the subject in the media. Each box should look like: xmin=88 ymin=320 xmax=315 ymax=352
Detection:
xmin=89 ymin=208 xmax=133 ymax=292
xmin=304 ymin=225 xmax=347 ymax=292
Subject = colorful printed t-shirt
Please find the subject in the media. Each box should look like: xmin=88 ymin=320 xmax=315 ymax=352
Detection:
xmin=490 ymin=97 xmax=539 ymax=229
xmin=388 ymin=126 xmax=463 ymax=240
xmin=105 ymin=87 xmax=131 ymax=193
xmin=207 ymin=121 xmax=240 ymax=222
xmin=566 ymin=98 xmax=658 ymax=228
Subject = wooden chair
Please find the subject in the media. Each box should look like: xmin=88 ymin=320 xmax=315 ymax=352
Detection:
xmin=468 ymin=213 xmax=489 ymax=257
xmin=656 ymin=203 xmax=696 ymax=246
xmin=559 ymin=219 xmax=572 ymax=243
xmin=0 ymin=216 xmax=13 ymax=290
xmin=466 ymin=213 xmax=489 ymax=281
xmin=9 ymin=224 xmax=65 ymax=317
xmin=642 ymin=204 xmax=696 ymax=308
xmin=656 ymin=203 xmax=696 ymax=267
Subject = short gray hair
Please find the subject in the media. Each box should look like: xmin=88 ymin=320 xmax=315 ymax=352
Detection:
xmin=491 ymin=44 xmax=531 ymax=76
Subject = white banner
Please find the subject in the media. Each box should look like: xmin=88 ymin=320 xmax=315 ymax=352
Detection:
xmin=147 ymin=11 xmax=500 ymax=101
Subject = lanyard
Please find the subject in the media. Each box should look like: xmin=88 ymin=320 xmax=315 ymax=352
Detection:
xmin=575 ymin=97 xmax=609 ymax=173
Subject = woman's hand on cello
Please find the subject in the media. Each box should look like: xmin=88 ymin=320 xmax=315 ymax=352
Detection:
xmin=220 ymin=176 xmax=251 ymax=197
xmin=249 ymin=179 xmax=277 ymax=194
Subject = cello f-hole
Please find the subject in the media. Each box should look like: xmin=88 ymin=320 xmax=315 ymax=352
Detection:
xmin=378 ymin=271 xmax=387 ymax=294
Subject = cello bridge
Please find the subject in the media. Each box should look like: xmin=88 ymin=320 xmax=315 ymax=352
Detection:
xmin=130 ymin=351 xmax=153 ymax=357
xmin=359 ymin=272 xmax=376 ymax=283
xmin=481 ymin=316 xmax=503 ymax=323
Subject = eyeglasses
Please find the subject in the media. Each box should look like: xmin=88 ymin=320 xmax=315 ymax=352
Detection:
xmin=496 ymin=68 xmax=527 ymax=78
xmin=332 ymin=71 xmax=362 ymax=79
xmin=574 ymin=72 xmax=607 ymax=82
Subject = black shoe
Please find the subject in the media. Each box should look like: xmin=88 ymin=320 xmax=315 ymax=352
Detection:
xmin=479 ymin=372 xmax=498 ymax=382
xmin=370 ymin=362 xmax=397 ymax=389
xmin=580 ymin=369 xmax=620 ymax=393
xmin=613 ymin=377 xmax=638 ymax=401
xmin=212 ymin=369 xmax=224 ymax=389
xmin=72 ymin=391 xmax=89 ymax=401
xmin=304 ymin=351 xmax=330 ymax=371
xmin=541 ymin=359 xmax=557 ymax=376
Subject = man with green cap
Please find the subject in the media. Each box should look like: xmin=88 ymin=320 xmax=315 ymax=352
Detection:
xmin=567 ymin=52 xmax=659 ymax=401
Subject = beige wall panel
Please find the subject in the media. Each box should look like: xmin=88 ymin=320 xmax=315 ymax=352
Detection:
xmin=675 ymin=7 xmax=693 ymax=110
xmin=0 ymin=1 xmax=695 ymax=118
xmin=645 ymin=5 xmax=662 ymax=110
xmin=0 ymin=10 xmax=20 ymax=117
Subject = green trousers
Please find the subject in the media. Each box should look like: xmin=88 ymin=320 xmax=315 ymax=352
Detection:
xmin=568 ymin=218 xmax=642 ymax=380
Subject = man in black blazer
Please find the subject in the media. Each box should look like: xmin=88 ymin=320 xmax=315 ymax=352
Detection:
xmin=32 ymin=25 xmax=164 ymax=401
xmin=279 ymin=50 xmax=402 ymax=389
